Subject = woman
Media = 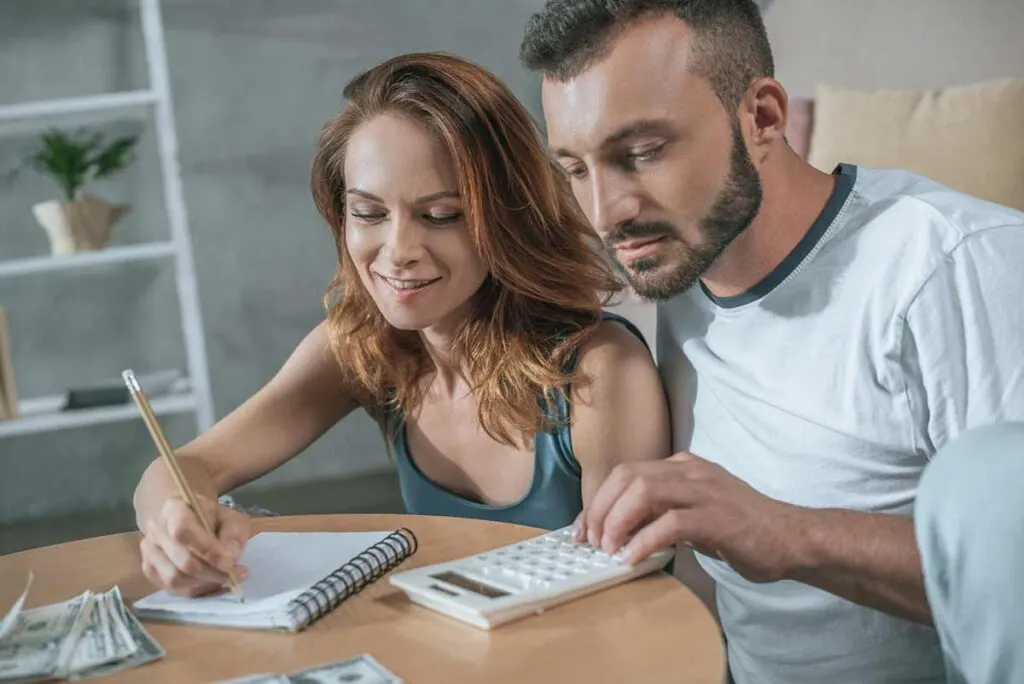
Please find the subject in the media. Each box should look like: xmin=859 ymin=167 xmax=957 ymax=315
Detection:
xmin=133 ymin=52 xmax=670 ymax=596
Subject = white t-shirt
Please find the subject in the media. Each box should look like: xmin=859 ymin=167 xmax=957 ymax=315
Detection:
xmin=657 ymin=163 xmax=1024 ymax=684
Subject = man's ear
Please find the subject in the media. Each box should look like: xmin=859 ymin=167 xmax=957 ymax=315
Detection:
xmin=737 ymin=77 xmax=788 ymax=164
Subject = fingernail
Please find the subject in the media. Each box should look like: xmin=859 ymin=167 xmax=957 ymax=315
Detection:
xmin=601 ymin=534 xmax=614 ymax=552
xmin=224 ymin=542 xmax=242 ymax=562
xmin=235 ymin=566 xmax=248 ymax=580
xmin=619 ymin=547 xmax=635 ymax=565
xmin=587 ymin=530 xmax=598 ymax=547
xmin=571 ymin=521 xmax=582 ymax=540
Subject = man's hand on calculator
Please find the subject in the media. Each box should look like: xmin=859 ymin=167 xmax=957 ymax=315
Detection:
xmin=575 ymin=451 xmax=807 ymax=583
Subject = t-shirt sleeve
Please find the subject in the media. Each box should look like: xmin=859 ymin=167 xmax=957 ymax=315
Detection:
xmin=901 ymin=223 xmax=1024 ymax=454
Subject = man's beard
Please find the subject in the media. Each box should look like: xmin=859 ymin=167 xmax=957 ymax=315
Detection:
xmin=604 ymin=123 xmax=763 ymax=301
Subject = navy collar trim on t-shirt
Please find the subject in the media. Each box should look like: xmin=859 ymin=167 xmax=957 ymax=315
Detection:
xmin=700 ymin=162 xmax=857 ymax=309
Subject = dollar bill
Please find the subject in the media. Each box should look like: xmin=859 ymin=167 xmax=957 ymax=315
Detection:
xmin=101 ymin=589 xmax=139 ymax=662
xmin=0 ymin=573 xmax=33 ymax=645
xmin=0 ymin=591 xmax=93 ymax=681
xmin=60 ymin=595 xmax=115 ymax=675
xmin=290 ymin=654 xmax=403 ymax=684
xmin=218 ymin=654 xmax=403 ymax=684
xmin=71 ymin=588 xmax=163 ymax=680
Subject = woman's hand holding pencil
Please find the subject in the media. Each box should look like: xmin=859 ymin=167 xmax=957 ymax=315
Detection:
xmin=124 ymin=369 xmax=250 ymax=601
xmin=139 ymin=493 xmax=251 ymax=598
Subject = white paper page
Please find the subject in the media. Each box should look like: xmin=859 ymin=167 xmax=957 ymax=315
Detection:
xmin=133 ymin=531 xmax=392 ymax=617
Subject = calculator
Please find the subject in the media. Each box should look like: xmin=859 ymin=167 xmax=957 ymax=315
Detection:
xmin=388 ymin=526 xmax=675 ymax=629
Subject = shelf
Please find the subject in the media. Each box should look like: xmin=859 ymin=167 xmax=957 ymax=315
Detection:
xmin=0 ymin=90 xmax=158 ymax=137
xmin=0 ymin=390 xmax=196 ymax=439
xmin=0 ymin=242 xmax=177 ymax=278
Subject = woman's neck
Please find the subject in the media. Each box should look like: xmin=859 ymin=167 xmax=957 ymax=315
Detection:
xmin=419 ymin=325 xmax=464 ymax=398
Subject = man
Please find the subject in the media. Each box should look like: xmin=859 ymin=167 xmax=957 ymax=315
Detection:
xmin=520 ymin=1 xmax=1024 ymax=682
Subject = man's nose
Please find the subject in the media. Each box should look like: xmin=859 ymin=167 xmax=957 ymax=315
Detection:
xmin=589 ymin=170 xmax=642 ymax=238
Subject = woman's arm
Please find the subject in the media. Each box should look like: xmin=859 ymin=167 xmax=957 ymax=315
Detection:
xmin=134 ymin=320 xmax=363 ymax=524
xmin=569 ymin=319 xmax=671 ymax=508
xmin=132 ymin=320 xmax=366 ymax=595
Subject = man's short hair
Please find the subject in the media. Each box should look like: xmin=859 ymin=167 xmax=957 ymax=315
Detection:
xmin=520 ymin=0 xmax=774 ymax=111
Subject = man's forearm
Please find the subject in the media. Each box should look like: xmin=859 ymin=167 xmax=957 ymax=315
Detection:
xmin=784 ymin=508 xmax=932 ymax=625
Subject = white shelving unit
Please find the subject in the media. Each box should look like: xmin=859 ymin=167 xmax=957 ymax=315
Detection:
xmin=0 ymin=390 xmax=196 ymax=440
xmin=0 ymin=0 xmax=214 ymax=439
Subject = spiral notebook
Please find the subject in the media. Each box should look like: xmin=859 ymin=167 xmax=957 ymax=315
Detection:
xmin=132 ymin=529 xmax=417 ymax=632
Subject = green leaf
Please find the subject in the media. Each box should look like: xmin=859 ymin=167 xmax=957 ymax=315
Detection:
xmin=89 ymin=135 xmax=138 ymax=180
xmin=25 ymin=128 xmax=137 ymax=200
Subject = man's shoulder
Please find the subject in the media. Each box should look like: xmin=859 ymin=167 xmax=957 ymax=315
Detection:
xmin=849 ymin=166 xmax=1024 ymax=244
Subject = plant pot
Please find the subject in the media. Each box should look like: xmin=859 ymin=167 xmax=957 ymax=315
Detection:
xmin=31 ymin=194 xmax=131 ymax=255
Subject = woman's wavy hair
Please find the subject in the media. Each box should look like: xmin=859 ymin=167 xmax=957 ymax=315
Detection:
xmin=310 ymin=51 xmax=623 ymax=447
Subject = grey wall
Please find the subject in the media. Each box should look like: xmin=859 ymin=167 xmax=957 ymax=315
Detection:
xmin=0 ymin=0 xmax=546 ymax=547
xmin=764 ymin=0 xmax=1024 ymax=96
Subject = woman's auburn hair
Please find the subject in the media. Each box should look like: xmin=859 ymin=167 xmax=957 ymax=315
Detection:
xmin=309 ymin=51 xmax=623 ymax=447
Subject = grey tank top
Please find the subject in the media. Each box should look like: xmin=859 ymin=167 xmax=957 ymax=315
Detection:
xmin=385 ymin=312 xmax=649 ymax=530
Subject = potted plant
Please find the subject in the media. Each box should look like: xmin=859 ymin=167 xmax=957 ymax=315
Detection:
xmin=28 ymin=128 xmax=138 ymax=255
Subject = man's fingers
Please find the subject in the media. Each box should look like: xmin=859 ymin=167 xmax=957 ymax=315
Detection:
xmin=667 ymin=450 xmax=698 ymax=464
xmin=621 ymin=509 xmax=695 ymax=565
xmin=600 ymin=461 xmax=701 ymax=554
xmin=599 ymin=475 xmax=664 ymax=553
xmin=584 ymin=464 xmax=644 ymax=547
xmin=571 ymin=510 xmax=586 ymax=542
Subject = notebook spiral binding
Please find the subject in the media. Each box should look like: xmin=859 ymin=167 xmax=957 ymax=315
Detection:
xmin=286 ymin=528 xmax=418 ymax=630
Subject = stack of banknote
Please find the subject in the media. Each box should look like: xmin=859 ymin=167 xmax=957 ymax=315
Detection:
xmin=219 ymin=654 xmax=404 ymax=684
xmin=0 ymin=575 xmax=164 ymax=681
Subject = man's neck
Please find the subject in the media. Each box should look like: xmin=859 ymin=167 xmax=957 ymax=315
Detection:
xmin=701 ymin=148 xmax=837 ymax=298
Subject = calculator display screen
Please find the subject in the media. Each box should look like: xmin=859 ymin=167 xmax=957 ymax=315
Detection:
xmin=430 ymin=571 xmax=510 ymax=599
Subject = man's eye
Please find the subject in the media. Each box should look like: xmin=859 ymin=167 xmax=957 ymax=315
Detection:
xmin=626 ymin=144 xmax=665 ymax=165
xmin=564 ymin=164 xmax=588 ymax=180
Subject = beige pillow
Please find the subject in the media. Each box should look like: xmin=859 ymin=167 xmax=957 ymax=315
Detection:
xmin=807 ymin=77 xmax=1024 ymax=210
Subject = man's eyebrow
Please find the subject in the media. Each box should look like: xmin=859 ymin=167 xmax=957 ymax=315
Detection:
xmin=551 ymin=119 xmax=677 ymax=159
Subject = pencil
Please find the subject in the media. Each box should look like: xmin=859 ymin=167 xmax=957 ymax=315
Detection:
xmin=122 ymin=369 xmax=245 ymax=603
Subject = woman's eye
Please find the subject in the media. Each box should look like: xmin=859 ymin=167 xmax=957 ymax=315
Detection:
xmin=424 ymin=212 xmax=462 ymax=225
xmin=350 ymin=211 xmax=386 ymax=223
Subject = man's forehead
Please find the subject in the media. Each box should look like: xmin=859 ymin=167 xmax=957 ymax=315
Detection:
xmin=540 ymin=16 xmax=698 ymax=154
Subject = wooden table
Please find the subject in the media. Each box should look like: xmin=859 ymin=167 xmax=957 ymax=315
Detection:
xmin=0 ymin=514 xmax=725 ymax=683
